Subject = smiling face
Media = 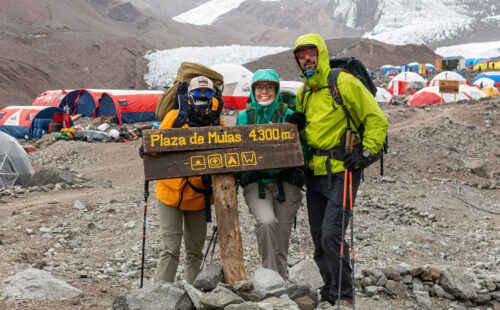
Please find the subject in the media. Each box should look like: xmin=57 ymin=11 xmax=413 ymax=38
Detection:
xmin=296 ymin=46 xmax=318 ymax=71
xmin=253 ymin=82 xmax=277 ymax=104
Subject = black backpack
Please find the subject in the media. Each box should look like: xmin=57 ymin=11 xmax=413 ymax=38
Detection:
xmin=301 ymin=57 xmax=388 ymax=175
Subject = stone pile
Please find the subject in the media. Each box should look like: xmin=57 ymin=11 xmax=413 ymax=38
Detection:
xmin=357 ymin=264 xmax=499 ymax=309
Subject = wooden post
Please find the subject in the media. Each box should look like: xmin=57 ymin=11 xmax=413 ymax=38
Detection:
xmin=211 ymin=174 xmax=246 ymax=284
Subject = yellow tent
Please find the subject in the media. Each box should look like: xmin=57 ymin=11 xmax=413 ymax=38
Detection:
xmin=473 ymin=63 xmax=487 ymax=70
xmin=482 ymin=86 xmax=500 ymax=96
xmin=488 ymin=61 xmax=500 ymax=70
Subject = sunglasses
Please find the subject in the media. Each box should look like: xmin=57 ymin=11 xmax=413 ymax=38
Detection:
xmin=254 ymin=84 xmax=276 ymax=92
xmin=295 ymin=47 xmax=318 ymax=59
xmin=192 ymin=89 xmax=214 ymax=98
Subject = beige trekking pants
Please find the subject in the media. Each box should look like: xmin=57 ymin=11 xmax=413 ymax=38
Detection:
xmin=243 ymin=181 xmax=303 ymax=279
xmin=154 ymin=200 xmax=207 ymax=284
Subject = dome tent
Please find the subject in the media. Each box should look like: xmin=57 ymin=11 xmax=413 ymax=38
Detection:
xmin=0 ymin=131 xmax=34 ymax=188
xmin=430 ymin=71 xmax=467 ymax=87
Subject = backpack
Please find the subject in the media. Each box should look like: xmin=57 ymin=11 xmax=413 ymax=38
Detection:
xmin=155 ymin=62 xmax=224 ymax=122
xmin=300 ymin=57 xmax=388 ymax=175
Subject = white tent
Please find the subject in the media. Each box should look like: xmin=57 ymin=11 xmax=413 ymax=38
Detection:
xmin=388 ymin=72 xmax=426 ymax=94
xmin=472 ymin=77 xmax=496 ymax=88
xmin=0 ymin=131 xmax=34 ymax=188
xmin=280 ymin=81 xmax=302 ymax=94
xmin=210 ymin=64 xmax=253 ymax=85
xmin=375 ymin=87 xmax=392 ymax=104
xmin=430 ymin=71 xmax=467 ymax=87
xmin=459 ymin=85 xmax=486 ymax=100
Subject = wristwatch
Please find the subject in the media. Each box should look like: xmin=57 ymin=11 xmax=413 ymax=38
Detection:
xmin=362 ymin=150 xmax=372 ymax=160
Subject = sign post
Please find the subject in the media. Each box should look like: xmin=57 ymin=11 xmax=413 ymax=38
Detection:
xmin=142 ymin=124 xmax=304 ymax=284
xmin=439 ymin=80 xmax=460 ymax=104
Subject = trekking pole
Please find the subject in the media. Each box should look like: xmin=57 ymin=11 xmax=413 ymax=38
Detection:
xmin=338 ymin=129 xmax=355 ymax=310
xmin=208 ymin=226 xmax=218 ymax=265
xmin=140 ymin=180 xmax=150 ymax=288
xmin=349 ymin=170 xmax=356 ymax=309
xmin=200 ymin=225 xmax=217 ymax=270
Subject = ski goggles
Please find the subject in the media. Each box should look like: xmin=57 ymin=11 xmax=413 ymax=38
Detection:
xmin=295 ymin=47 xmax=318 ymax=59
xmin=192 ymin=89 xmax=214 ymax=98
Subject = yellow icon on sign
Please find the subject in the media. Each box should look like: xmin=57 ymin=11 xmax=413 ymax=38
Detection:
xmin=241 ymin=151 xmax=257 ymax=166
xmin=224 ymin=153 xmax=240 ymax=167
xmin=190 ymin=156 xmax=206 ymax=170
xmin=208 ymin=154 xmax=223 ymax=168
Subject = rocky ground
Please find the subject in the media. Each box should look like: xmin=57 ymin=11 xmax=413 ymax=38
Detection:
xmin=0 ymin=97 xmax=499 ymax=309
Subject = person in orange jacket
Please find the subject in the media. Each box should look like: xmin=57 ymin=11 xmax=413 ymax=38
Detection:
xmin=154 ymin=76 xmax=224 ymax=284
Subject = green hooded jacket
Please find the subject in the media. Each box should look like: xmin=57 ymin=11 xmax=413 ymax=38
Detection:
xmin=236 ymin=69 xmax=294 ymax=185
xmin=294 ymin=33 xmax=389 ymax=175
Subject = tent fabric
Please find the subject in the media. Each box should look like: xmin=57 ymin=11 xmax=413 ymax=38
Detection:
xmin=408 ymin=86 xmax=470 ymax=107
xmin=96 ymin=90 xmax=163 ymax=123
xmin=472 ymin=72 xmax=500 ymax=84
xmin=482 ymin=86 xmax=500 ymax=96
xmin=430 ymin=71 xmax=467 ymax=87
xmin=459 ymin=85 xmax=486 ymax=100
xmin=32 ymin=89 xmax=70 ymax=107
xmin=375 ymin=87 xmax=392 ymax=104
xmin=96 ymin=93 xmax=123 ymax=125
xmin=488 ymin=61 xmax=500 ymax=70
xmin=388 ymin=72 xmax=426 ymax=95
xmin=473 ymin=77 xmax=496 ymax=88
xmin=58 ymin=89 xmax=103 ymax=116
xmin=0 ymin=131 xmax=34 ymax=188
xmin=0 ymin=106 xmax=73 ymax=139
xmin=210 ymin=64 xmax=253 ymax=84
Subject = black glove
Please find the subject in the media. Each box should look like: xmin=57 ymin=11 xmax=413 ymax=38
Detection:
xmin=286 ymin=111 xmax=306 ymax=131
xmin=343 ymin=150 xmax=371 ymax=170
xmin=139 ymin=145 xmax=144 ymax=158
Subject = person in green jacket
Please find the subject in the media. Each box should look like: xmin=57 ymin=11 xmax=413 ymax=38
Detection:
xmin=236 ymin=69 xmax=304 ymax=280
xmin=287 ymin=33 xmax=389 ymax=307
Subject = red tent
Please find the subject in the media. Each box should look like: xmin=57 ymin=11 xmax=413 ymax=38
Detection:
xmin=96 ymin=90 xmax=163 ymax=124
xmin=32 ymin=89 xmax=70 ymax=107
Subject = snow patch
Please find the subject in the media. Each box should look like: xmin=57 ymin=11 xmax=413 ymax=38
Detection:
xmin=435 ymin=41 xmax=500 ymax=58
xmin=143 ymin=45 xmax=288 ymax=89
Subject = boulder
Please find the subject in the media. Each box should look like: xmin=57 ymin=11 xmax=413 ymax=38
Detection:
xmin=440 ymin=266 xmax=476 ymax=300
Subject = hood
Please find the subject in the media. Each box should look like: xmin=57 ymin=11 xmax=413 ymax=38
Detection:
xmin=294 ymin=33 xmax=330 ymax=88
xmin=249 ymin=69 xmax=280 ymax=122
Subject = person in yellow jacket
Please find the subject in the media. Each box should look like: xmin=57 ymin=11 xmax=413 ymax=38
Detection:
xmin=154 ymin=76 xmax=224 ymax=284
xmin=287 ymin=33 xmax=389 ymax=308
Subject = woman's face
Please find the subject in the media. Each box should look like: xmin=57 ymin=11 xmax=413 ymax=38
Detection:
xmin=253 ymin=82 xmax=276 ymax=104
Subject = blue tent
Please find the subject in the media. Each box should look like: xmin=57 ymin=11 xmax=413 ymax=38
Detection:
xmin=472 ymin=72 xmax=500 ymax=84
xmin=466 ymin=57 xmax=491 ymax=67
xmin=59 ymin=89 xmax=102 ymax=117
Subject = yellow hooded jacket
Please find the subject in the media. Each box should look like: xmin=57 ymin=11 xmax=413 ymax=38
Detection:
xmin=294 ymin=33 xmax=389 ymax=175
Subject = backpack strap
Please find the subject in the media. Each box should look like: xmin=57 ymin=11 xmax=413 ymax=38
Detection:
xmin=245 ymin=101 xmax=257 ymax=124
xmin=246 ymin=101 xmax=288 ymax=124
xmin=186 ymin=176 xmax=213 ymax=222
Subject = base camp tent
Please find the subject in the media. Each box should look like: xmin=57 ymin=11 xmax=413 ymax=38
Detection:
xmin=0 ymin=106 xmax=73 ymax=139
xmin=96 ymin=90 xmax=163 ymax=124
xmin=210 ymin=64 xmax=253 ymax=85
xmin=32 ymin=89 xmax=71 ymax=107
xmin=482 ymin=86 xmax=500 ymax=97
xmin=473 ymin=77 xmax=496 ymax=88
xmin=222 ymin=75 xmax=252 ymax=110
xmin=58 ymin=89 xmax=103 ymax=116
xmin=375 ymin=87 xmax=393 ymax=104
xmin=408 ymin=85 xmax=485 ymax=107
xmin=429 ymin=71 xmax=467 ymax=87
xmin=473 ymin=72 xmax=500 ymax=85
xmin=388 ymin=72 xmax=426 ymax=95
xmin=0 ymin=131 xmax=34 ymax=188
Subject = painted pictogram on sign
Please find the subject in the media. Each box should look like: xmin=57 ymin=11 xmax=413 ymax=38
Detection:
xmin=225 ymin=153 xmax=240 ymax=167
xmin=208 ymin=154 xmax=223 ymax=168
xmin=241 ymin=151 xmax=257 ymax=166
xmin=190 ymin=156 xmax=206 ymax=170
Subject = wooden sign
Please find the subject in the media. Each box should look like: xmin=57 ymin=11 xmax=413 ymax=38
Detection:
xmin=439 ymin=80 xmax=459 ymax=93
xmin=142 ymin=123 xmax=304 ymax=180
xmin=435 ymin=58 xmax=442 ymax=72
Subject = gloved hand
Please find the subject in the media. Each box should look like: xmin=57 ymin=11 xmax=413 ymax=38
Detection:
xmin=343 ymin=150 xmax=371 ymax=170
xmin=139 ymin=145 xmax=144 ymax=158
xmin=286 ymin=111 xmax=306 ymax=131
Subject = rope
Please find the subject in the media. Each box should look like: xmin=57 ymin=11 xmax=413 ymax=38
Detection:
xmin=456 ymin=186 xmax=500 ymax=215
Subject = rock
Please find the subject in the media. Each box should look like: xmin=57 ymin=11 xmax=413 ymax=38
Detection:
xmin=385 ymin=280 xmax=408 ymax=298
xmin=73 ymin=200 xmax=86 ymax=210
xmin=440 ymin=266 xmax=476 ymax=300
xmin=396 ymin=262 xmax=410 ymax=276
xmin=285 ymin=282 xmax=319 ymax=305
xmin=293 ymin=295 xmax=315 ymax=310
xmin=288 ymin=259 xmax=323 ymax=290
xmin=462 ymin=160 xmax=488 ymax=178
xmin=225 ymin=301 xmax=264 ymax=310
xmin=490 ymin=291 xmax=500 ymax=301
xmin=251 ymin=268 xmax=286 ymax=300
xmin=475 ymin=293 xmax=491 ymax=305
xmin=259 ymin=296 xmax=299 ymax=310
xmin=414 ymin=291 xmax=432 ymax=309
xmin=432 ymin=284 xmax=445 ymax=298
xmin=200 ymin=285 xmax=245 ymax=309
xmin=112 ymin=281 xmax=192 ymax=310
xmin=379 ymin=267 xmax=402 ymax=281
xmin=31 ymin=167 xmax=82 ymax=186
xmin=365 ymin=286 xmax=378 ymax=297
xmin=193 ymin=264 xmax=223 ymax=291
xmin=183 ymin=283 xmax=203 ymax=310
xmin=381 ymin=176 xmax=396 ymax=183
xmin=0 ymin=268 xmax=82 ymax=300
xmin=429 ymin=266 xmax=440 ymax=280
xmin=402 ymin=274 xmax=413 ymax=284
xmin=234 ymin=280 xmax=254 ymax=292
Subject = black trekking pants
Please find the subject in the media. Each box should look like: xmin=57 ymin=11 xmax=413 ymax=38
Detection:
xmin=305 ymin=169 xmax=361 ymax=305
